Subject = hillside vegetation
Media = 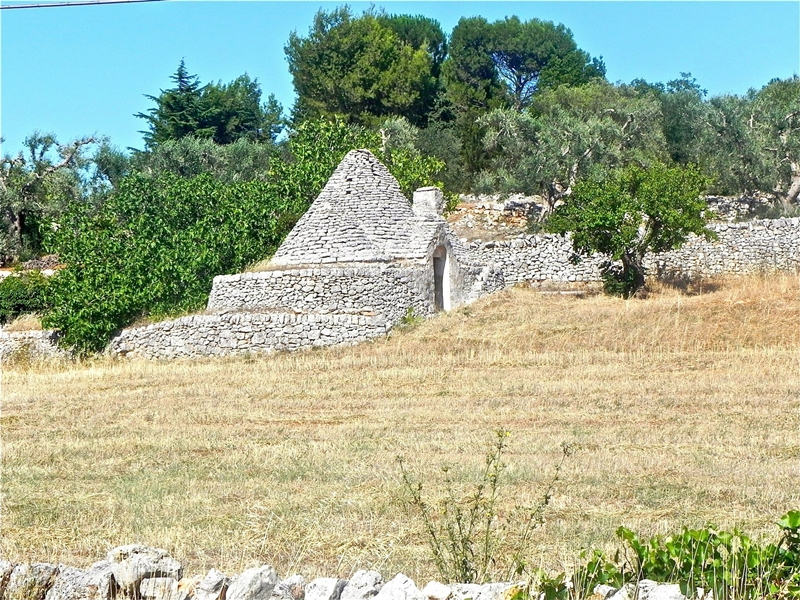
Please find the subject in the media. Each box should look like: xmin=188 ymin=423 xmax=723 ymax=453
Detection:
xmin=3 ymin=274 xmax=799 ymax=580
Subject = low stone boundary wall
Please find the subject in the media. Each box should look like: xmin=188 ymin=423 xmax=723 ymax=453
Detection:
xmin=650 ymin=217 xmax=800 ymax=278
xmin=0 ymin=329 xmax=67 ymax=362
xmin=108 ymin=311 xmax=391 ymax=359
xmin=0 ymin=544 xmax=690 ymax=600
xmin=473 ymin=217 xmax=800 ymax=285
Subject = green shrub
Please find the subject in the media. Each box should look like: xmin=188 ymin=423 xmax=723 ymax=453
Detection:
xmin=573 ymin=511 xmax=800 ymax=600
xmin=0 ymin=271 xmax=50 ymax=324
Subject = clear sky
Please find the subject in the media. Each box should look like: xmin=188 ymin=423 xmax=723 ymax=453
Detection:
xmin=1 ymin=1 xmax=798 ymax=156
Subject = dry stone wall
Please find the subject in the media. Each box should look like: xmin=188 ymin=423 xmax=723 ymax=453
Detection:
xmin=649 ymin=217 xmax=800 ymax=278
xmin=108 ymin=311 xmax=392 ymax=360
xmin=473 ymin=217 xmax=800 ymax=285
xmin=208 ymin=265 xmax=433 ymax=323
xmin=1 ymin=545 xmax=691 ymax=600
xmin=0 ymin=329 xmax=68 ymax=362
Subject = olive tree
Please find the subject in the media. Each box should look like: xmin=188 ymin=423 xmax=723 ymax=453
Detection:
xmin=546 ymin=163 xmax=712 ymax=297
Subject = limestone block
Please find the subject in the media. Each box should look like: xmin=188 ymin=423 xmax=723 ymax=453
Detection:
xmin=373 ymin=575 xmax=425 ymax=600
xmin=304 ymin=578 xmax=347 ymax=600
xmin=448 ymin=585 xmax=482 ymax=600
xmin=226 ymin=566 xmax=279 ymax=600
xmin=340 ymin=571 xmax=382 ymax=600
xmin=6 ymin=563 xmax=60 ymax=600
xmin=193 ymin=569 xmax=230 ymax=600
xmin=270 ymin=575 xmax=305 ymax=600
xmin=419 ymin=581 xmax=450 ymax=600
xmin=106 ymin=545 xmax=182 ymax=598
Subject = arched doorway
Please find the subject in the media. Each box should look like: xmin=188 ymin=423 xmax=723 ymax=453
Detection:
xmin=432 ymin=245 xmax=450 ymax=311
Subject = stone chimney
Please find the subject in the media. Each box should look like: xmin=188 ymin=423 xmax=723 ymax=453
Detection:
xmin=412 ymin=186 xmax=445 ymax=217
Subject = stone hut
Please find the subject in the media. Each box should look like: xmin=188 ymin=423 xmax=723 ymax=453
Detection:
xmin=108 ymin=150 xmax=503 ymax=358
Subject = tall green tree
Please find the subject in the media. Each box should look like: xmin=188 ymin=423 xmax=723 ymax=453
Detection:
xmin=285 ymin=7 xmax=439 ymax=127
xmin=478 ymin=82 xmax=667 ymax=215
xmin=136 ymin=60 xmax=283 ymax=148
xmin=700 ymin=93 xmax=772 ymax=196
xmin=0 ymin=133 xmax=97 ymax=264
xmin=752 ymin=76 xmax=800 ymax=204
xmin=547 ymin=163 xmax=712 ymax=297
xmin=490 ymin=16 xmax=605 ymax=109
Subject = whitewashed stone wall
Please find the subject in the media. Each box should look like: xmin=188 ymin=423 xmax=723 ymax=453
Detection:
xmin=108 ymin=311 xmax=392 ymax=360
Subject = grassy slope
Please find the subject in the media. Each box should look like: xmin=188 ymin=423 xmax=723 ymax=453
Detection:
xmin=2 ymin=274 xmax=799 ymax=582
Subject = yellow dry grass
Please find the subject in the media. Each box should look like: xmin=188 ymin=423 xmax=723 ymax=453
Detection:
xmin=2 ymin=274 xmax=799 ymax=583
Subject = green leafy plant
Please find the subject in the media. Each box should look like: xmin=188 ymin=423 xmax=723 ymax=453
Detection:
xmin=0 ymin=270 xmax=51 ymax=324
xmin=573 ymin=511 xmax=800 ymax=600
xmin=398 ymin=431 xmax=572 ymax=583
xmin=547 ymin=163 xmax=713 ymax=298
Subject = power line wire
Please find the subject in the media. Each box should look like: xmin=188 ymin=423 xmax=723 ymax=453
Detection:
xmin=1 ymin=0 xmax=164 ymax=10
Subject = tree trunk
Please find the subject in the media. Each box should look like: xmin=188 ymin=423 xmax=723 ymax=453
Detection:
xmin=785 ymin=163 xmax=800 ymax=206
xmin=621 ymin=252 xmax=646 ymax=298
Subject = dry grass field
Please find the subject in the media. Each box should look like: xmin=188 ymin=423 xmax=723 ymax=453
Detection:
xmin=2 ymin=274 xmax=799 ymax=583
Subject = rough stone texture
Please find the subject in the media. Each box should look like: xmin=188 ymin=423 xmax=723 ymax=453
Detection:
xmin=5 ymin=563 xmax=60 ymax=600
xmin=271 ymin=150 xmax=440 ymax=266
xmin=106 ymin=545 xmax=182 ymax=599
xmin=303 ymin=579 xmax=346 ymax=600
xmin=193 ymin=570 xmax=229 ymax=600
xmin=473 ymin=583 xmax=519 ymax=600
xmin=271 ymin=575 xmax=305 ymax=600
xmin=635 ymin=581 xmax=687 ymax=600
xmin=419 ymin=582 xmax=450 ymax=600
xmin=704 ymin=194 xmax=777 ymax=221
xmin=0 ymin=329 xmax=68 ymax=363
xmin=373 ymin=575 xmax=425 ymax=600
xmin=649 ymin=218 xmax=800 ymax=279
xmin=45 ymin=566 xmax=91 ymax=600
xmin=448 ymin=585 xmax=482 ymax=600
xmin=140 ymin=578 xmax=181 ymax=600
xmin=108 ymin=311 xmax=393 ymax=360
xmin=340 ymin=571 xmax=382 ymax=600
xmin=473 ymin=217 xmax=800 ymax=286
xmin=592 ymin=584 xmax=617 ymax=600
xmin=226 ymin=566 xmax=278 ymax=600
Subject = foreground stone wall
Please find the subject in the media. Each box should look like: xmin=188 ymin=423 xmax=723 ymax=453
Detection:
xmin=0 ymin=544 xmax=691 ymax=600
xmin=108 ymin=311 xmax=392 ymax=360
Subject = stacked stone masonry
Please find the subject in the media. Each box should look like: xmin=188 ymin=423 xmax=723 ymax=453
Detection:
xmin=0 ymin=545 xmax=695 ymax=600
xmin=472 ymin=217 xmax=800 ymax=285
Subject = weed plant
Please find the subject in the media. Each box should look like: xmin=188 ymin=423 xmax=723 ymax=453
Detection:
xmin=398 ymin=430 xmax=573 ymax=584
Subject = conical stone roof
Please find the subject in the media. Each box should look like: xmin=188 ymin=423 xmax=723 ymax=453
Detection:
xmin=270 ymin=149 xmax=428 ymax=266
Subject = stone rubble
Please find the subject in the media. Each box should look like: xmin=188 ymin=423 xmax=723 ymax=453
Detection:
xmin=0 ymin=546 xmax=708 ymax=600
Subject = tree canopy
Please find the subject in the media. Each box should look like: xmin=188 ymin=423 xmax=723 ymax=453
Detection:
xmin=285 ymin=7 xmax=441 ymax=127
xmin=136 ymin=60 xmax=283 ymax=148
xmin=547 ymin=163 xmax=712 ymax=297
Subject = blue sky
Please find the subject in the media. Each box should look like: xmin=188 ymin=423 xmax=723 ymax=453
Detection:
xmin=1 ymin=1 xmax=798 ymax=156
